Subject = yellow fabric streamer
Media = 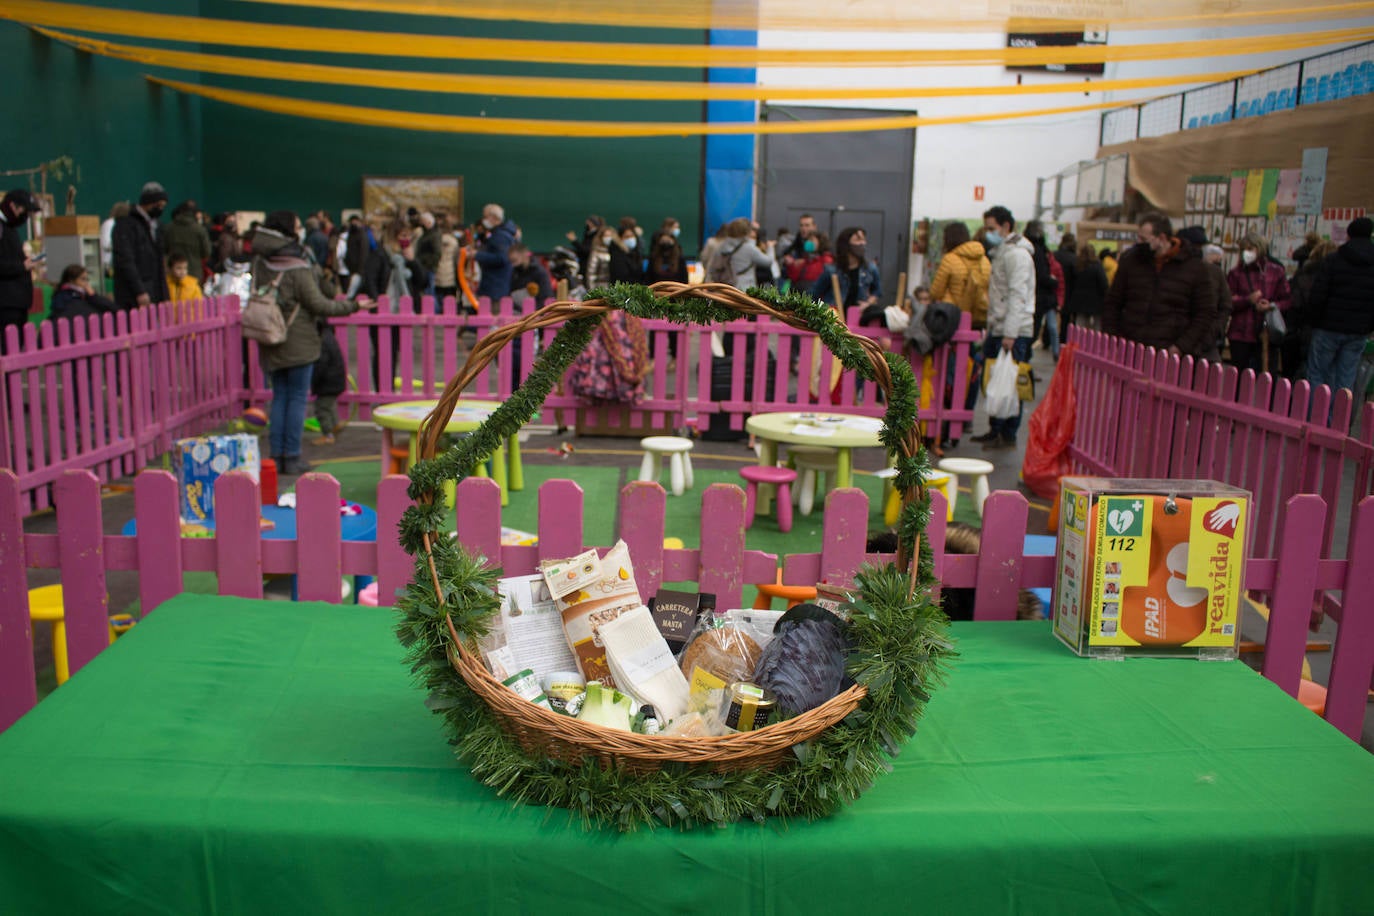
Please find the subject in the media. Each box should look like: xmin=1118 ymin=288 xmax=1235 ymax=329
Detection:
xmin=233 ymin=0 xmax=1374 ymax=34
xmin=146 ymin=74 xmax=1151 ymax=137
xmin=4 ymin=0 xmax=1372 ymax=68
xmin=36 ymin=28 xmax=1261 ymax=103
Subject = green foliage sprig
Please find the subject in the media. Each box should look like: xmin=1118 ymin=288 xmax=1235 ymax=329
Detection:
xmin=395 ymin=283 xmax=955 ymax=830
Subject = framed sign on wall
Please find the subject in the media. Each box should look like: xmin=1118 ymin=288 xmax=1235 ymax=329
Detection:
xmin=362 ymin=176 xmax=463 ymax=228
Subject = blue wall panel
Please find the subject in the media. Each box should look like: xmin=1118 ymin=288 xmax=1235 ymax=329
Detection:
xmin=703 ymin=27 xmax=757 ymax=243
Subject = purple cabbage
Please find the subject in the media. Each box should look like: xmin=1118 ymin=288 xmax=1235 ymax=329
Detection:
xmin=753 ymin=618 xmax=848 ymax=716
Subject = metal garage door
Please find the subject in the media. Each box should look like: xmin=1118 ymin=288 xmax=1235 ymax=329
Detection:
xmin=758 ymin=106 xmax=916 ymax=302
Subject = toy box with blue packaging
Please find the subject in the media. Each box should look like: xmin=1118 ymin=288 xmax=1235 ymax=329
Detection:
xmin=173 ymin=434 xmax=261 ymax=523
xmin=1052 ymin=477 xmax=1251 ymax=660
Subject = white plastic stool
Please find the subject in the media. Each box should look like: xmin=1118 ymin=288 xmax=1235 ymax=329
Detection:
xmin=787 ymin=445 xmax=839 ymax=516
xmin=937 ymin=457 xmax=996 ymax=518
xmin=639 ymin=436 xmax=695 ymax=496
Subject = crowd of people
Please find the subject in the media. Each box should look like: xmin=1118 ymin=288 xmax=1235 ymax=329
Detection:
xmin=3 ymin=176 xmax=1372 ymax=460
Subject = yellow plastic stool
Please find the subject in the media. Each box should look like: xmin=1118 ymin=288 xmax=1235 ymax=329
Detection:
xmin=876 ymin=469 xmax=953 ymax=526
xmin=28 ymin=585 xmax=130 ymax=686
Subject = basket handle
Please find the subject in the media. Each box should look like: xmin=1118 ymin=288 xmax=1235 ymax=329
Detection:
xmin=414 ymin=281 xmax=929 ymax=581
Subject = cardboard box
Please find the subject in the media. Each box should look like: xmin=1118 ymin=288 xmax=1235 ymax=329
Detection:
xmin=1052 ymin=478 xmax=1250 ymax=660
xmin=174 ymin=434 xmax=261 ymax=523
xmin=43 ymin=215 xmax=101 ymax=236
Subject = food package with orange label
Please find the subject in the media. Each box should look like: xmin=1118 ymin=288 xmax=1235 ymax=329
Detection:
xmin=1052 ymin=478 xmax=1250 ymax=659
xmin=542 ymin=540 xmax=641 ymax=686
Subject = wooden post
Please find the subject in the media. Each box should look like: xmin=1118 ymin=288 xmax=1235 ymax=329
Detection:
xmin=827 ymin=273 xmax=845 ymax=396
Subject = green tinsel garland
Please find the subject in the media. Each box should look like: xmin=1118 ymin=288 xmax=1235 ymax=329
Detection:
xmin=394 ymin=283 xmax=956 ymax=830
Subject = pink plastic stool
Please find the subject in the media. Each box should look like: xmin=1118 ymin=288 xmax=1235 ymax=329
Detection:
xmin=358 ymin=582 xmax=380 ymax=607
xmin=739 ymin=465 xmax=798 ymax=533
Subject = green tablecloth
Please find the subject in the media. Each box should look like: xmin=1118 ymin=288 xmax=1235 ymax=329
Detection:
xmin=2 ymin=595 xmax=1372 ymax=915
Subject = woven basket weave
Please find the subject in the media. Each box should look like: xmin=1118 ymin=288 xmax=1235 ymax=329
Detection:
xmin=414 ymin=282 xmax=924 ymax=774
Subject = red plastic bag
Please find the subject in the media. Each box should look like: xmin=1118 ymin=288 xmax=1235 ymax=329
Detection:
xmin=1021 ymin=344 xmax=1077 ymax=500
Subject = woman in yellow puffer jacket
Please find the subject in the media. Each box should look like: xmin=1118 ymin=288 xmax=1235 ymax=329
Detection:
xmin=930 ymin=222 xmax=991 ymax=330
xmin=929 ymin=222 xmax=992 ymax=449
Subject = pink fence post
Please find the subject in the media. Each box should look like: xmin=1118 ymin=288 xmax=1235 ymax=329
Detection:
xmin=971 ymin=491 xmax=1029 ymax=620
xmin=926 ymin=489 xmax=950 ymax=604
xmin=296 ymin=474 xmax=343 ymax=603
xmin=55 ymin=471 xmax=110 ymax=679
xmin=454 ymin=476 xmax=503 ymax=567
xmin=1260 ymin=495 xmax=1327 ymax=696
xmin=214 ymin=472 xmax=264 ymax=599
xmin=537 ymin=479 xmax=584 ymax=563
xmin=0 ymin=470 xmax=36 ymax=732
xmin=697 ymin=483 xmax=747 ymax=611
xmin=376 ymin=475 xmax=415 ymax=607
xmin=619 ymin=481 xmax=667 ymax=599
xmin=819 ymin=488 xmax=869 ymax=589
xmin=1325 ymin=496 xmax=1374 ymax=741
xmin=134 ymin=470 xmax=184 ymax=615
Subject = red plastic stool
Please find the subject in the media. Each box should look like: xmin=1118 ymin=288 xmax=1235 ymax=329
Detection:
xmin=739 ymin=465 xmax=797 ymax=533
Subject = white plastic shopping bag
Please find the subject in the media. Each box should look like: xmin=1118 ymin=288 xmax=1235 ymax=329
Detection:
xmin=985 ymin=351 xmax=1020 ymax=419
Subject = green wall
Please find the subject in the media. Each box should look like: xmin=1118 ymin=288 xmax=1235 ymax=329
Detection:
xmin=3 ymin=10 xmax=204 ymax=219
xmin=7 ymin=6 xmax=706 ymax=252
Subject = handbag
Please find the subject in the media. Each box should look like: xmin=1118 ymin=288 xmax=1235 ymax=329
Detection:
xmin=985 ymin=351 xmax=1020 ymax=419
xmin=241 ymin=269 xmax=299 ymax=345
xmin=1263 ymin=306 xmax=1287 ymax=340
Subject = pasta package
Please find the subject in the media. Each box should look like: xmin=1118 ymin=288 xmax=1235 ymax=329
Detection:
xmin=545 ymin=540 xmax=641 ymax=686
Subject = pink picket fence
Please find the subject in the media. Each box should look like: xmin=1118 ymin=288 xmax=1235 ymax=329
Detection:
xmin=0 ymin=299 xmax=242 ymax=514
xmin=3 ymin=468 xmax=1372 ymax=745
xmin=1068 ymin=326 xmax=1374 ymax=563
xmin=0 ymin=293 xmax=980 ymax=513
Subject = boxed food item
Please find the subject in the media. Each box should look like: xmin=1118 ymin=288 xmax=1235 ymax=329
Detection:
xmin=173 ymin=434 xmax=261 ymax=523
xmin=543 ymin=541 xmax=642 ymax=687
xmin=646 ymin=589 xmax=709 ymax=656
xmin=1052 ymin=478 xmax=1250 ymax=659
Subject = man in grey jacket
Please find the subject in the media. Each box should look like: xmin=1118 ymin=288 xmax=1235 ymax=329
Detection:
xmin=975 ymin=205 xmax=1036 ymax=450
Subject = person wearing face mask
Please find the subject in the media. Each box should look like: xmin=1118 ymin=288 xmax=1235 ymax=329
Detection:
xmin=655 ymin=217 xmax=683 ymax=249
xmin=567 ymin=215 xmax=604 ymax=277
xmin=811 ymin=226 xmax=877 ymax=309
xmin=610 ymin=228 xmax=643 ymax=284
xmin=112 ymin=181 xmax=172 ymax=310
xmin=973 ymin=206 xmax=1035 ymax=450
xmin=0 ymin=189 xmax=42 ymax=351
xmin=249 ymin=210 xmax=377 ymax=475
xmin=1225 ymin=231 xmax=1291 ymax=372
xmin=471 ymin=203 xmax=517 ymax=305
xmin=646 ymin=227 xmax=688 ymax=286
xmin=784 ymin=231 xmax=832 ymax=291
xmin=1101 ymin=212 xmax=1214 ymax=360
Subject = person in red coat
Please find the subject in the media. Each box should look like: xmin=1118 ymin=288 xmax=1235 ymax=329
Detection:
xmin=1226 ymin=231 xmax=1291 ymax=373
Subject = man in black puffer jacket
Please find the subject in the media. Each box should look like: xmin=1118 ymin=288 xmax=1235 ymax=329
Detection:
xmin=1306 ymin=217 xmax=1374 ymax=393
xmin=1102 ymin=212 xmax=1214 ymax=358
xmin=112 ymin=181 xmax=170 ymax=310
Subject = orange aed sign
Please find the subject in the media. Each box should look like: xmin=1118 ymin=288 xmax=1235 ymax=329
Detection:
xmin=974 ymin=186 xmax=986 ymax=201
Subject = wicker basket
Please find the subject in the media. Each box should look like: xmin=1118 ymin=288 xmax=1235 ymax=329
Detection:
xmin=413 ymin=282 xmax=925 ymax=774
